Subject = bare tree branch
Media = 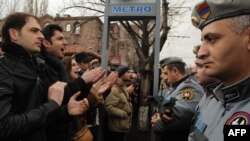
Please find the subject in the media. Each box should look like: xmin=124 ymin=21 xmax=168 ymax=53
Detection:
xmin=60 ymin=6 xmax=104 ymax=14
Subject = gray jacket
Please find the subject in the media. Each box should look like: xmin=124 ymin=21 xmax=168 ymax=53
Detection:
xmin=154 ymin=75 xmax=204 ymax=141
xmin=188 ymin=77 xmax=250 ymax=141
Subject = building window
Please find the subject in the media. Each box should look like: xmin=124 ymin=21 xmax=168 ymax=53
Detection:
xmin=66 ymin=24 xmax=71 ymax=32
xmin=74 ymin=22 xmax=81 ymax=34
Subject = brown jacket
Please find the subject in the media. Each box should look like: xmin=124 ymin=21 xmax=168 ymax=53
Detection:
xmin=104 ymin=78 xmax=133 ymax=132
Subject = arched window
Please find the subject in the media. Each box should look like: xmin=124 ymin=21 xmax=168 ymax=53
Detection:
xmin=74 ymin=22 xmax=81 ymax=34
xmin=66 ymin=24 xmax=71 ymax=32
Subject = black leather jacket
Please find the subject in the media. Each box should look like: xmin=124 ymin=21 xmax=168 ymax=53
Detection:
xmin=0 ymin=42 xmax=100 ymax=141
xmin=37 ymin=47 xmax=91 ymax=141
xmin=0 ymin=42 xmax=59 ymax=141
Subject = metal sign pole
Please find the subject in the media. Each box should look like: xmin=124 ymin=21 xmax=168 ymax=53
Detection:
xmin=101 ymin=1 xmax=161 ymax=140
xmin=101 ymin=0 xmax=110 ymax=69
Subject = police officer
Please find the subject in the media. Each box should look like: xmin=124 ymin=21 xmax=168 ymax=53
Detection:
xmin=150 ymin=58 xmax=172 ymax=113
xmin=192 ymin=45 xmax=220 ymax=112
xmin=189 ymin=0 xmax=250 ymax=141
xmin=151 ymin=57 xmax=204 ymax=141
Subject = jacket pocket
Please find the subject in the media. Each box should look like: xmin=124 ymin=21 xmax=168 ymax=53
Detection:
xmin=120 ymin=118 xmax=131 ymax=131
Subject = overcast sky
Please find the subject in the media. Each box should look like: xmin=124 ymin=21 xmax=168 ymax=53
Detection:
xmin=48 ymin=0 xmax=201 ymax=67
xmin=160 ymin=0 xmax=201 ymax=67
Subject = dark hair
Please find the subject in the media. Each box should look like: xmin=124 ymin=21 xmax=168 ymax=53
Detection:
xmin=42 ymin=24 xmax=63 ymax=43
xmin=63 ymin=55 xmax=74 ymax=80
xmin=1 ymin=12 xmax=39 ymax=44
xmin=126 ymin=79 xmax=138 ymax=87
xmin=74 ymin=52 xmax=93 ymax=63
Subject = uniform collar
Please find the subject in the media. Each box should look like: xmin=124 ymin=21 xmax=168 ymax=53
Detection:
xmin=204 ymin=82 xmax=220 ymax=96
xmin=171 ymin=74 xmax=191 ymax=89
xmin=213 ymin=77 xmax=250 ymax=103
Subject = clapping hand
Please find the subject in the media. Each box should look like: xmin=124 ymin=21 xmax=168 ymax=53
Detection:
xmin=91 ymin=71 xmax=118 ymax=95
xmin=48 ymin=81 xmax=66 ymax=106
xmin=81 ymin=67 xmax=104 ymax=84
xmin=67 ymin=91 xmax=89 ymax=116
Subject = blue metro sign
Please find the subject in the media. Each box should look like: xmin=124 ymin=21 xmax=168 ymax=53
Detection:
xmin=112 ymin=5 xmax=152 ymax=14
xmin=109 ymin=3 xmax=156 ymax=17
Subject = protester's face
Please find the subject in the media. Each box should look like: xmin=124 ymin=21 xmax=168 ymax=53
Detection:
xmin=78 ymin=62 xmax=91 ymax=71
xmin=198 ymin=19 xmax=250 ymax=85
xmin=127 ymin=84 xmax=135 ymax=94
xmin=13 ymin=17 xmax=44 ymax=54
xmin=46 ymin=30 xmax=68 ymax=59
xmin=70 ymin=59 xmax=79 ymax=80
xmin=193 ymin=58 xmax=218 ymax=85
xmin=121 ymin=70 xmax=132 ymax=81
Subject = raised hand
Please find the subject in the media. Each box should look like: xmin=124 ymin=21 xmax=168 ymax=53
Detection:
xmin=48 ymin=81 xmax=66 ymax=106
xmin=91 ymin=71 xmax=118 ymax=95
xmin=67 ymin=92 xmax=89 ymax=116
xmin=81 ymin=67 xmax=104 ymax=84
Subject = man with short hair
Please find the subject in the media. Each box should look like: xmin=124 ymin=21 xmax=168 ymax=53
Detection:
xmin=0 ymin=12 xmax=69 ymax=141
xmin=40 ymin=24 xmax=114 ymax=141
xmin=151 ymin=57 xmax=204 ymax=141
xmin=75 ymin=52 xmax=93 ymax=71
xmin=75 ymin=52 xmax=99 ymax=75
xmin=189 ymin=0 xmax=250 ymax=140
xmin=192 ymin=45 xmax=220 ymax=122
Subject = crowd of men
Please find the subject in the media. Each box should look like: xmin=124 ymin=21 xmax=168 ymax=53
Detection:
xmin=0 ymin=0 xmax=250 ymax=141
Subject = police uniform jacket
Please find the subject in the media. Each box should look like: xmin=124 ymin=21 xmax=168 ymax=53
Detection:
xmin=104 ymin=78 xmax=133 ymax=132
xmin=154 ymin=75 xmax=204 ymax=141
xmin=195 ymin=82 xmax=219 ymax=114
xmin=189 ymin=77 xmax=250 ymax=141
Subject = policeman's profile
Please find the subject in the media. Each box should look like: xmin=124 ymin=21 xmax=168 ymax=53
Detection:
xmin=151 ymin=56 xmax=204 ymax=141
xmin=188 ymin=0 xmax=250 ymax=141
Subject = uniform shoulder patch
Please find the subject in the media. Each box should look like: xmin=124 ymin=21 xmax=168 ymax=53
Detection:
xmin=180 ymin=88 xmax=195 ymax=100
xmin=225 ymin=111 xmax=250 ymax=125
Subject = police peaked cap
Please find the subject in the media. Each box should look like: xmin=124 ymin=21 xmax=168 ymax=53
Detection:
xmin=161 ymin=57 xmax=186 ymax=67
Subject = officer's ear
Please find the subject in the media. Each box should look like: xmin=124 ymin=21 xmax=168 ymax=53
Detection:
xmin=172 ymin=67 xmax=178 ymax=74
xmin=9 ymin=28 xmax=19 ymax=41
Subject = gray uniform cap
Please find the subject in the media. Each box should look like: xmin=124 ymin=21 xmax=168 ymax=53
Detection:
xmin=191 ymin=0 xmax=250 ymax=29
xmin=160 ymin=57 xmax=185 ymax=68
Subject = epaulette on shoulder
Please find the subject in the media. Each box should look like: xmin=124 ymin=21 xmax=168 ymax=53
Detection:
xmin=185 ymin=78 xmax=191 ymax=83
